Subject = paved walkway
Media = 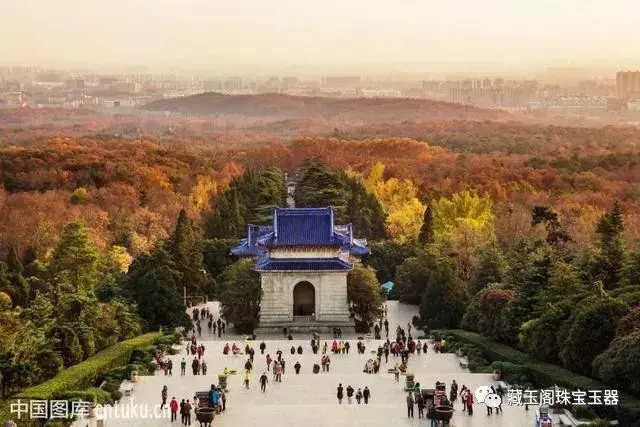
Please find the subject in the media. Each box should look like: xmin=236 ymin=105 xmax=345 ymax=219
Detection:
xmin=103 ymin=301 xmax=537 ymax=427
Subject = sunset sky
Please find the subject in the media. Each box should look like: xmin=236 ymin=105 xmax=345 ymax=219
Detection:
xmin=1 ymin=0 xmax=639 ymax=73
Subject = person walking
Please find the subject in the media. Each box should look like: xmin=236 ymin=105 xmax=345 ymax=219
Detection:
xmin=416 ymin=393 xmax=425 ymax=418
xmin=179 ymin=398 xmax=186 ymax=424
xmin=466 ymin=391 xmax=474 ymax=415
xmin=393 ymin=364 xmax=400 ymax=382
xmin=242 ymin=369 xmax=251 ymax=389
xmin=406 ymin=392 xmax=415 ymax=418
xmin=266 ymin=354 xmax=272 ymax=371
xmin=294 ymin=361 xmax=301 ymax=374
xmin=219 ymin=388 xmax=226 ymax=412
xmin=169 ymin=397 xmax=178 ymax=422
xmin=450 ymin=380 xmax=458 ymax=405
xmin=260 ymin=341 xmax=266 ymax=354
xmin=337 ymin=383 xmax=344 ymax=404
xmin=183 ymin=399 xmax=192 ymax=426
xmin=161 ymin=385 xmax=168 ymax=410
xmin=460 ymin=386 xmax=468 ymax=411
xmin=180 ymin=358 xmax=186 ymax=376
xmin=355 ymin=388 xmax=363 ymax=404
xmin=167 ymin=359 xmax=173 ymax=376
xmin=363 ymin=386 xmax=371 ymax=404
xmin=346 ymin=385 xmax=354 ymax=404
xmin=208 ymin=385 xmax=218 ymax=412
xmin=344 ymin=341 xmax=350 ymax=354
xmin=260 ymin=372 xmax=268 ymax=392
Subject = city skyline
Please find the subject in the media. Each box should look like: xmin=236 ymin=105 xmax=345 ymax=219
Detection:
xmin=1 ymin=0 xmax=640 ymax=74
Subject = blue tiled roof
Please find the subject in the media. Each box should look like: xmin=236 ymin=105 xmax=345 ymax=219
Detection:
xmin=273 ymin=207 xmax=334 ymax=246
xmin=256 ymin=258 xmax=353 ymax=271
xmin=230 ymin=239 xmax=252 ymax=256
xmin=229 ymin=206 xmax=370 ymax=257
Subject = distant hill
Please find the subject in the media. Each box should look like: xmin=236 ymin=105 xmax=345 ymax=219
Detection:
xmin=141 ymin=92 xmax=511 ymax=122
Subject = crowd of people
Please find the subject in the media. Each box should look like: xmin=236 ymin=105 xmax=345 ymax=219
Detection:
xmin=156 ymin=303 xmax=496 ymax=426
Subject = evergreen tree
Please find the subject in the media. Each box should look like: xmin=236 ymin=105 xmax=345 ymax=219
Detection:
xmin=559 ymin=294 xmax=628 ymax=375
xmin=519 ymin=301 xmax=573 ymax=364
xmin=218 ymin=259 xmax=262 ymax=333
xmin=295 ymin=159 xmax=351 ymax=221
xmin=395 ymin=251 xmax=438 ymax=304
xmin=419 ymin=257 xmax=468 ymax=329
xmin=51 ymin=220 xmax=100 ymax=292
xmin=205 ymin=168 xmax=286 ymax=238
xmin=472 ymin=240 xmax=506 ymax=293
xmin=538 ymin=260 xmax=587 ymax=307
xmin=622 ymin=249 xmax=640 ymax=287
xmin=347 ymin=262 xmax=384 ymax=323
xmin=418 ymin=206 xmax=434 ymax=244
xmin=124 ymin=246 xmax=191 ymax=330
xmin=170 ymin=209 xmax=206 ymax=295
xmin=7 ymin=246 xmax=23 ymax=275
xmin=202 ymin=238 xmax=239 ymax=279
xmin=531 ymin=206 xmax=570 ymax=246
xmin=345 ymin=175 xmax=386 ymax=240
xmin=497 ymin=241 xmax=536 ymax=344
xmin=362 ymin=240 xmax=421 ymax=285
xmin=594 ymin=202 xmax=626 ymax=289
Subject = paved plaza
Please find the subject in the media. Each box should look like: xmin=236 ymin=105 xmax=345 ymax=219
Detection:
xmin=103 ymin=301 xmax=536 ymax=427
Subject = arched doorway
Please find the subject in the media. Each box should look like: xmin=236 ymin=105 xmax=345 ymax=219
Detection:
xmin=293 ymin=281 xmax=315 ymax=316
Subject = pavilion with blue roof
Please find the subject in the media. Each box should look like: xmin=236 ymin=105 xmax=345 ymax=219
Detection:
xmin=232 ymin=207 xmax=369 ymax=333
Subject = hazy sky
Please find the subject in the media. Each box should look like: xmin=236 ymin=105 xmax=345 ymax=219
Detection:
xmin=1 ymin=0 xmax=639 ymax=73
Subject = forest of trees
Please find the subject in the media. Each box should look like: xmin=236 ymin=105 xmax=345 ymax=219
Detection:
xmin=1 ymin=116 xmax=640 ymax=418
xmin=0 ymin=210 xmax=201 ymax=397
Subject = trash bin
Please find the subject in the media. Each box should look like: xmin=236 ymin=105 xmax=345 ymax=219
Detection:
xmin=405 ymin=373 xmax=415 ymax=391
xmin=218 ymin=374 xmax=228 ymax=390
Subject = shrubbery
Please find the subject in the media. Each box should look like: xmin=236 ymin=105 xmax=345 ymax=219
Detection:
xmin=57 ymin=387 xmax=112 ymax=405
xmin=444 ymin=329 xmax=640 ymax=427
xmin=15 ymin=332 xmax=161 ymax=401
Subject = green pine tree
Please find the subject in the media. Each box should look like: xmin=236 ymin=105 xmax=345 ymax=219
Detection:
xmin=124 ymin=245 xmax=191 ymax=330
xmin=594 ymin=202 xmax=626 ymax=289
xmin=472 ymin=240 xmax=506 ymax=294
xmin=51 ymin=220 xmax=100 ymax=292
xmin=418 ymin=206 xmax=434 ymax=245
xmin=170 ymin=209 xmax=206 ymax=295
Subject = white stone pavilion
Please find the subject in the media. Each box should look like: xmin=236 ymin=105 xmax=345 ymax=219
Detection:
xmin=231 ymin=207 xmax=369 ymax=333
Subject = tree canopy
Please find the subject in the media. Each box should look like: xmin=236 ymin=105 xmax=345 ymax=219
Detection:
xmin=218 ymin=259 xmax=262 ymax=334
xmin=347 ymin=262 xmax=384 ymax=323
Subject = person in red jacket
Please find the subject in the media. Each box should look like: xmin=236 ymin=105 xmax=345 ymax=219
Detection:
xmin=169 ymin=397 xmax=179 ymax=422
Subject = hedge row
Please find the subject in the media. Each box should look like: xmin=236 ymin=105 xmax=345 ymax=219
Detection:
xmin=0 ymin=332 xmax=162 ymax=424
xmin=444 ymin=329 xmax=640 ymax=427
xmin=16 ymin=332 xmax=162 ymax=401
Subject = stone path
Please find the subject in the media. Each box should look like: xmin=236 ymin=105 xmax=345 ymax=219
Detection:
xmin=103 ymin=301 xmax=538 ymax=427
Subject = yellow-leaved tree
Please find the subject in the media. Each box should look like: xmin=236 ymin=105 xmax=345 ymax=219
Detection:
xmin=364 ymin=162 xmax=426 ymax=241
xmin=190 ymin=175 xmax=219 ymax=214
xmin=430 ymin=190 xmax=494 ymax=282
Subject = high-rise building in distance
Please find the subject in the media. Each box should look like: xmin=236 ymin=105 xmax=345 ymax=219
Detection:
xmin=616 ymin=71 xmax=640 ymax=99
